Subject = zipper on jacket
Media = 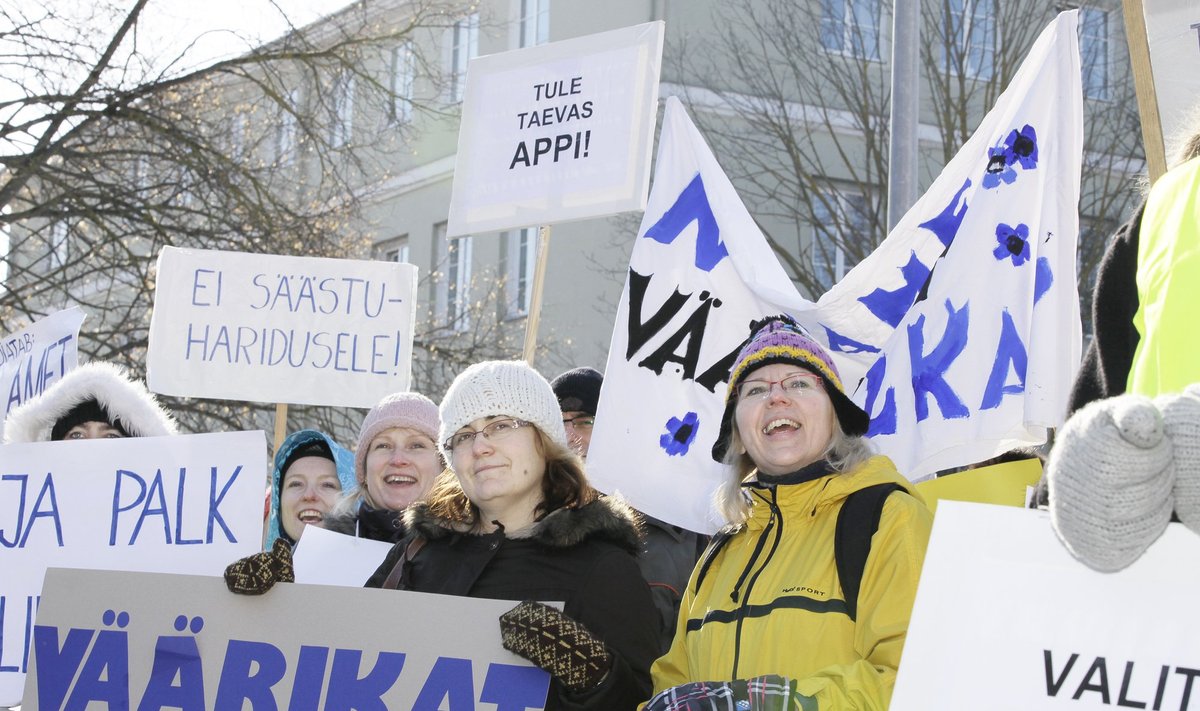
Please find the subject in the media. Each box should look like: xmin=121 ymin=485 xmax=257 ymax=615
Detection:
xmin=731 ymin=488 xmax=785 ymax=679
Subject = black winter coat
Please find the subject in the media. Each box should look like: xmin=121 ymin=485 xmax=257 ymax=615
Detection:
xmin=365 ymin=498 xmax=659 ymax=711
xmin=323 ymin=502 xmax=407 ymax=543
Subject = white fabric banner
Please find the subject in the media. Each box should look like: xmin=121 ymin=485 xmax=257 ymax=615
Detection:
xmin=822 ymin=11 xmax=1083 ymax=479
xmin=587 ymin=12 xmax=1084 ymax=533
xmin=447 ymin=22 xmax=664 ymax=236
xmin=0 ymin=307 xmax=85 ymax=441
xmin=148 ymin=247 xmax=417 ymax=408
xmin=892 ymin=501 xmax=1200 ymax=711
xmin=25 ymin=569 xmax=550 ymax=710
xmin=0 ymin=431 xmax=265 ymax=705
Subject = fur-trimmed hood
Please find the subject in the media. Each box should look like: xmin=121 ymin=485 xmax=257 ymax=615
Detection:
xmin=3 ymin=362 xmax=178 ymax=443
xmin=404 ymin=496 xmax=643 ymax=555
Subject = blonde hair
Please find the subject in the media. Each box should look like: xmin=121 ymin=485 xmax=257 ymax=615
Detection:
xmin=715 ymin=414 xmax=875 ymax=525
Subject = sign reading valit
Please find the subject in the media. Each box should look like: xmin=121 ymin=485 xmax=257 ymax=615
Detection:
xmin=25 ymin=569 xmax=551 ymax=710
xmin=891 ymin=501 xmax=1200 ymax=711
xmin=148 ymin=246 xmax=417 ymax=408
xmin=446 ymin=21 xmax=664 ymax=237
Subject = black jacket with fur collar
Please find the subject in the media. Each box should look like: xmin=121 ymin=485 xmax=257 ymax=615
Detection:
xmin=365 ymin=497 xmax=659 ymax=711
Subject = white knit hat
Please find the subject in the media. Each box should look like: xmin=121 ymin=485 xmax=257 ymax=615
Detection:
xmin=439 ymin=360 xmax=568 ymax=457
xmin=1047 ymin=394 xmax=1175 ymax=572
xmin=1159 ymin=384 xmax=1200 ymax=535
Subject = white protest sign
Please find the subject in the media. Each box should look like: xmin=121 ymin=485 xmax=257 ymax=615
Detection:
xmin=0 ymin=431 xmax=265 ymax=705
xmin=891 ymin=501 xmax=1200 ymax=711
xmin=1143 ymin=0 xmax=1200 ymax=153
xmin=292 ymin=525 xmax=393 ymax=587
xmin=25 ymin=569 xmax=551 ymax=710
xmin=446 ymin=21 xmax=664 ymax=236
xmin=148 ymin=246 xmax=417 ymax=408
xmin=0 ymin=307 xmax=85 ymax=441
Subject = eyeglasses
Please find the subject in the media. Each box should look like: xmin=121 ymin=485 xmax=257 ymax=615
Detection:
xmin=444 ymin=418 xmax=530 ymax=452
xmin=562 ymin=415 xmax=595 ymax=431
xmin=736 ymin=372 xmax=823 ymax=402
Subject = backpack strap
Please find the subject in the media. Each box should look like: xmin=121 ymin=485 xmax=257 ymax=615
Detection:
xmin=381 ymin=537 xmax=426 ymax=590
xmin=835 ymin=483 xmax=901 ymax=622
xmin=692 ymin=525 xmax=741 ymax=593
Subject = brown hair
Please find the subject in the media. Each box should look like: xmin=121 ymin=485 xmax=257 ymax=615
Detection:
xmin=424 ymin=425 xmax=597 ymax=529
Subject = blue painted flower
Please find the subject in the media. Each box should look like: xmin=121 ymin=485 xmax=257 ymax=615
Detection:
xmin=659 ymin=411 xmax=700 ymax=457
xmin=993 ymin=223 xmax=1031 ymax=266
xmin=982 ymin=146 xmax=1016 ymax=189
xmin=1004 ymin=125 xmax=1038 ymax=170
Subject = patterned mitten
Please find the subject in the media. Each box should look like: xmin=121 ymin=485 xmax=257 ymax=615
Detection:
xmin=499 ymin=601 xmax=611 ymax=692
xmin=1159 ymin=384 xmax=1200 ymax=534
xmin=224 ymin=538 xmax=295 ymax=594
xmin=1047 ymin=394 xmax=1175 ymax=571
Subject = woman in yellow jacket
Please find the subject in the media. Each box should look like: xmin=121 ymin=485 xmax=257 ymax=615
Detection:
xmin=647 ymin=316 xmax=933 ymax=711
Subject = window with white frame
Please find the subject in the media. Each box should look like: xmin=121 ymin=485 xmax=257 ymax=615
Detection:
xmin=389 ymin=42 xmax=416 ymax=124
xmin=434 ymin=222 xmax=472 ymax=330
xmin=450 ymin=13 xmax=479 ymax=103
xmin=940 ymin=0 xmax=997 ymax=79
xmin=330 ymin=71 xmax=355 ymax=147
xmin=48 ymin=221 xmax=70 ymax=270
xmin=811 ymin=190 xmax=870 ymax=294
xmin=1079 ymin=7 xmax=1110 ymax=100
xmin=520 ymin=0 xmax=550 ymax=47
xmin=276 ymin=88 xmax=300 ymax=164
xmin=377 ymin=234 xmax=410 ymax=264
xmin=819 ymin=0 xmax=881 ymax=61
xmin=505 ymin=227 xmax=538 ymax=318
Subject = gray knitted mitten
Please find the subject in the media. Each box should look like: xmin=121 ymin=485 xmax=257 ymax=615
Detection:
xmin=1047 ymin=394 xmax=1175 ymax=572
xmin=1160 ymin=384 xmax=1200 ymax=535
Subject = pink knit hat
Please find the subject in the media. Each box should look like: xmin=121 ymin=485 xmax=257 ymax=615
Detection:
xmin=355 ymin=392 xmax=440 ymax=481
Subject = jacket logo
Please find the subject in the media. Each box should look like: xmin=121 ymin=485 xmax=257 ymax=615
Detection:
xmin=782 ymin=585 xmax=825 ymax=597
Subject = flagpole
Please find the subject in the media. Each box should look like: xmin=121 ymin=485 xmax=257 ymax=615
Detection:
xmin=887 ymin=0 xmax=920 ymax=230
xmin=522 ymin=225 xmax=552 ymax=365
xmin=1122 ymin=0 xmax=1167 ymax=182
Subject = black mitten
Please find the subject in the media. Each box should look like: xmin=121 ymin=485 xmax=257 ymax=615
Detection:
xmin=499 ymin=600 xmax=612 ymax=692
xmin=224 ymin=538 xmax=295 ymax=594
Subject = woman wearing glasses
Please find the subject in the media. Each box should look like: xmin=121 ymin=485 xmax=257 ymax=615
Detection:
xmin=646 ymin=316 xmax=933 ymax=711
xmin=366 ymin=360 xmax=659 ymax=711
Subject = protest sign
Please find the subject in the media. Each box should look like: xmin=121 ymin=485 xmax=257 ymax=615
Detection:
xmin=25 ymin=568 xmax=551 ymax=710
xmin=891 ymin=501 xmax=1200 ymax=711
xmin=292 ymin=525 xmax=393 ymax=587
xmin=1142 ymin=0 xmax=1200 ymax=164
xmin=0 ymin=431 xmax=264 ymax=704
xmin=147 ymin=246 xmax=417 ymax=408
xmin=446 ymin=21 xmax=664 ymax=236
xmin=587 ymin=12 xmax=1083 ymax=533
xmin=914 ymin=458 xmax=1042 ymax=515
xmin=0 ymin=307 xmax=85 ymax=442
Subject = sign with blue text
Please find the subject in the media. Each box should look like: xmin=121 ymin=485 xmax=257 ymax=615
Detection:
xmin=891 ymin=502 xmax=1200 ymax=711
xmin=0 ymin=307 xmax=85 ymax=442
xmin=148 ymin=246 xmax=417 ymax=408
xmin=0 ymin=431 xmax=265 ymax=705
xmin=447 ymin=21 xmax=664 ymax=236
xmin=25 ymin=569 xmax=552 ymax=711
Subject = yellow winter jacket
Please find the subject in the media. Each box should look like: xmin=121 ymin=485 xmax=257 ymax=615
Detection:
xmin=650 ymin=456 xmax=932 ymax=710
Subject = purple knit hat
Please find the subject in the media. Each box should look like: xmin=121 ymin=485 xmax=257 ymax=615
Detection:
xmin=355 ymin=392 xmax=440 ymax=481
xmin=712 ymin=315 xmax=870 ymax=461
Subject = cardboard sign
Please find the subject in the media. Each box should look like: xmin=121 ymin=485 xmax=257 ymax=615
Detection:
xmin=1 ymin=307 xmax=85 ymax=441
xmin=447 ymin=21 xmax=664 ymax=236
xmin=1143 ymin=0 xmax=1200 ymax=160
xmin=292 ymin=525 xmax=393 ymax=587
xmin=24 ymin=569 xmax=551 ymax=710
xmin=0 ymin=431 xmax=265 ymax=704
xmin=891 ymin=501 xmax=1200 ymax=711
xmin=147 ymin=246 xmax=417 ymax=408
xmin=915 ymin=458 xmax=1043 ymax=515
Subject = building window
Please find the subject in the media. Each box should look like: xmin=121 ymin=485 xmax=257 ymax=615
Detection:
xmin=1079 ymin=7 xmax=1110 ymax=100
xmin=940 ymin=0 xmax=996 ymax=79
xmin=434 ymin=222 xmax=472 ymax=331
xmin=820 ymin=0 xmax=881 ymax=60
xmin=520 ymin=0 xmax=550 ymax=47
xmin=505 ymin=227 xmax=538 ymax=318
xmin=48 ymin=221 xmax=70 ymax=270
xmin=378 ymin=235 xmax=410 ymax=264
xmin=330 ymin=71 xmax=355 ymax=147
xmin=276 ymin=89 xmax=300 ymax=164
xmin=811 ymin=190 xmax=870 ymax=293
xmin=389 ymin=42 xmax=416 ymax=124
xmin=450 ymin=13 xmax=479 ymax=103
